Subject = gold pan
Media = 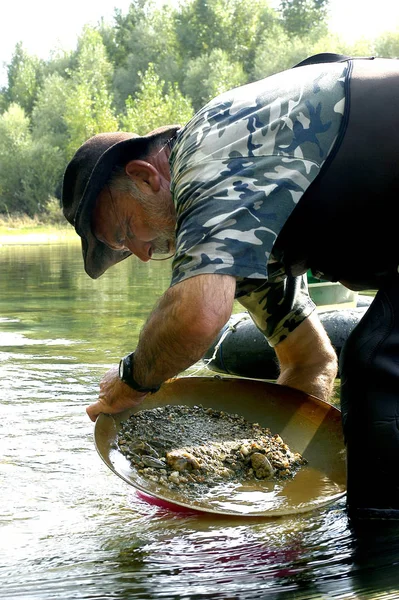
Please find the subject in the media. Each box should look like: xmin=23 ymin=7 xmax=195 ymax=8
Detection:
xmin=94 ymin=376 xmax=346 ymax=517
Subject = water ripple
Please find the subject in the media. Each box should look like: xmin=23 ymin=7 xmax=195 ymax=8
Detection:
xmin=2 ymin=246 xmax=399 ymax=599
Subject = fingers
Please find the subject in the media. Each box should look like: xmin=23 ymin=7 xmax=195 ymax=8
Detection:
xmin=86 ymin=398 xmax=122 ymax=422
xmin=86 ymin=401 xmax=103 ymax=422
xmin=86 ymin=392 xmax=148 ymax=422
xmin=87 ymin=367 xmax=150 ymax=422
xmin=86 ymin=399 xmax=126 ymax=422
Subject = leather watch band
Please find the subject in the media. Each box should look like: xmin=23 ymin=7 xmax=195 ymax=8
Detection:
xmin=118 ymin=352 xmax=161 ymax=394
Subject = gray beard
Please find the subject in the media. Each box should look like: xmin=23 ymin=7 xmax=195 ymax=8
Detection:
xmin=138 ymin=193 xmax=176 ymax=255
xmin=152 ymin=230 xmax=176 ymax=255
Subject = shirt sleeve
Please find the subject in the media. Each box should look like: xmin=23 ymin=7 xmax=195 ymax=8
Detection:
xmin=235 ymin=274 xmax=316 ymax=346
xmin=169 ymin=64 xmax=347 ymax=288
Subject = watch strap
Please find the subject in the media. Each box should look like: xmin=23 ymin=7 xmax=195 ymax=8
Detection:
xmin=119 ymin=352 xmax=161 ymax=394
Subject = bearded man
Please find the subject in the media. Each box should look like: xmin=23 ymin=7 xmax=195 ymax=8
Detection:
xmin=62 ymin=54 xmax=399 ymax=519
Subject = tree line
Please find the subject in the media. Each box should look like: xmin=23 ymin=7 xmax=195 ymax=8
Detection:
xmin=0 ymin=0 xmax=398 ymax=219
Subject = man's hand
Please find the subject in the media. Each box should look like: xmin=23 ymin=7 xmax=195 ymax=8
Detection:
xmin=86 ymin=366 xmax=147 ymax=422
xmin=274 ymin=311 xmax=338 ymax=402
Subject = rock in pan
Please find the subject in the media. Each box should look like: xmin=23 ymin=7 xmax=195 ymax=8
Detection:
xmin=116 ymin=404 xmax=307 ymax=494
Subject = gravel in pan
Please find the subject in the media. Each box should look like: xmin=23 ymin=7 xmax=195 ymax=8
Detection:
xmin=114 ymin=404 xmax=307 ymax=492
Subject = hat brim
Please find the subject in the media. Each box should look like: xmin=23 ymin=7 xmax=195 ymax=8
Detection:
xmin=72 ymin=126 xmax=180 ymax=278
xmin=67 ymin=126 xmax=180 ymax=278
xmin=81 ymin=219 xmax=132 ymax=279
xmin=74 ymin=135 xmax=144 ymax=278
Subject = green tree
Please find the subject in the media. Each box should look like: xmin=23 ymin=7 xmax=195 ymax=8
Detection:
xmin=183 ymin=49 xmax=247 ymax=111
xmin=252 ymin=27 xmax=375 ymax=81
xmin=121 ymin=63 xmax=194 ymax=135
xmin=0 ymin=89 xmax=7 ymax=114
xmin=64 ymin=27 xmax=119 ymax=158
xmin=0 ymin=103 xmax=31 ymax=214
xmin=279 ymin=0 xmax=329 ymax=39
xmin=335 ymin=36 xmax=374 ymax=57
xmin=109 ymin=2 xmax=181 ymax=112
xmin=375 ymin=30 xmax=399 ymax=58
xmin=30 ymin=73 xmax=72 ymax=201
xmin=44 ymin=47 xmax=78 ymax=80
xmin=174 ymin=0 xmax=223 ymax=59
xmin=0 ymin=103 xmax=63 ymax=215
xmin=5 ymin=42 xmax=44 ymax=115
xmin=174 ymin=0 xmax=278 ymax=76
xmin=102 ymin=0 xmax=150 ymax=66
xmin=253 ymin=25 xmax=317 ymax=79
xmin=31 ymin=73 xmax=71 ymax=151
xmin=21 ymin=140 xmax=65 ymax=213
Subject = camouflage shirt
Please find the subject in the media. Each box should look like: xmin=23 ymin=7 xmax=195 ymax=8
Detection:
xmin=169 ymin=62 xmax=348 ymax=345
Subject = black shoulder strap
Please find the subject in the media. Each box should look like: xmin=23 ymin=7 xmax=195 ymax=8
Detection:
xmin=292 ymin=53 xmax=351 ymax=68
xmin=292 ymin=53 xmax=376 ymax=69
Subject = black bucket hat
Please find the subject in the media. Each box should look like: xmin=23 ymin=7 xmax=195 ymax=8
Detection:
xmin=61 ymin=126 xmax=180 ymax=279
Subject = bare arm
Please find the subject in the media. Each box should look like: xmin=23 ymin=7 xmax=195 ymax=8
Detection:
xmin=134 ymin=273 xmax=236 ymax=383
xmin=86 ymin=274 xmax=236 ymax=421
xmin=274 ymin=311 xmax=338 ymax=402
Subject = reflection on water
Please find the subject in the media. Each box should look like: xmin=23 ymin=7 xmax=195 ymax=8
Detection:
xmin=1 ymin=243 xmax=399 ymax=599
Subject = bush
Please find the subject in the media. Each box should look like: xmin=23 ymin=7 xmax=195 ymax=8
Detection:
xmin=42 ymin=197 xmax=67 ymax=225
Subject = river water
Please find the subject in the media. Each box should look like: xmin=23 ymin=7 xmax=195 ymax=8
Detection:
xmin=1 ymin=242 xmax=399 ymax=600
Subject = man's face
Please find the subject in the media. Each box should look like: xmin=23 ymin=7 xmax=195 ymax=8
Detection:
xmin=92 ymin=186 xmax=176 ymax=262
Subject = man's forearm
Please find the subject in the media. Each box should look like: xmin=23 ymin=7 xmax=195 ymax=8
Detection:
xmin=86 ymin=274 xmax=236 ymax=422
xmin=132 ymin=274 xmax=236 ymax=388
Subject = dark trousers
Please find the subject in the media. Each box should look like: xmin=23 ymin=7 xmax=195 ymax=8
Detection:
xmin=340 ymin=278 xmax=399 ymax=517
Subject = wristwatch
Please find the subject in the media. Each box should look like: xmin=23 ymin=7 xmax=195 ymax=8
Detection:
xmin=118 ymin=352 xmax=161 ymax=394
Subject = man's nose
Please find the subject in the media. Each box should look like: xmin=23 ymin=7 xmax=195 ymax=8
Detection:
xmin=127 ymin=240 xmax=152 ymax=262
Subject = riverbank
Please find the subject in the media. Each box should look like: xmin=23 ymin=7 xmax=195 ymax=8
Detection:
xmin=0 ymin=222 xmax=78 ymax=245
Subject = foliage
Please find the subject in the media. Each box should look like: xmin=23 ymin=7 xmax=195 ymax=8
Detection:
xmin=0 ymin=90 xmax=7 ymax=114
xmin=375 ymin=30 xmax=399 ymax=58
xmin=2 ymin=0 xmax=399 ymax=221
xmin=174 ymin=0 xmax=277 ymax=76
xmin=121 ymin=64 xmax=194 ymax=134
xmin=252 ymin=28 xmax=376 ymax=80
xmin=254 ymin=25 xmax=315 ymax=79
xmin=108 ymin=2 xmax=182 ymax=112
xmin=5 ymin=43 xmax=44 ymax=115
xmin=43 ymin=197 xmax=67 ymax=225
xmin=104 ymin=0 xmax=151 ymax=66
xmin=0 ymin=104 xmax=64 ymax=216
xmin=20 ymin=140 xmax=65 ymax=214
xmin=31 ymin=73 xmax=71 ymax=149
xmin=63 ymin=27 xmax=119 ymax=158
xmin=279 ymin=0 xmax=329 ymax=39
xmin=183 ymin=49 xmax=247 ymax=111
xmin=0 ymin=103 xmax=31 ymax=214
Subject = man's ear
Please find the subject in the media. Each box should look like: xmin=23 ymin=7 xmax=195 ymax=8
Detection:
xmin=125 ymin=160 xmax=161 ymax=193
